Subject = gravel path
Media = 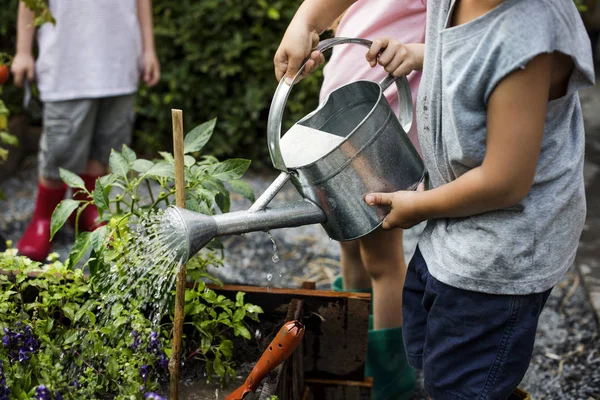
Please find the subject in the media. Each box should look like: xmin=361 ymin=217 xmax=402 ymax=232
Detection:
xmin=1 ymin=162 xmax=598 ymax=399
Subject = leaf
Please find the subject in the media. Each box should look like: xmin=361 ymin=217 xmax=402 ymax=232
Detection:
xmin=67 ymin=231 xmax=91 ymax=268
xmin=90 ymin=225 xmax=109 ymax=253
xmin=146 ymin=161 xmax=175 ymax=179
xmin=184 ymin=155 xmax=196 ymax=167
xmin=63 ymin=330 xmax=79 ymax=345
xmin=59 ymin=168 xmax=86 ymax=191
xmin=213 ymin=355 xmax=225 ymax=377
xmin=62 ymin=303 xmax=76 ymax=321
xmin=109 ymin=149 xmax=129 ymax=177
xmin=233 ymin=324 xmax=251 ymax=339
xmin=219 ymin=339 xmax=233 ymax=359
xmin=235 ymin=292 xmax=245 ymax=307
xmin=233 ymin=308 xmax=245 ymax=323
xmin=86 ymin=311 xmax=96 ymax=325
xmin=158 ymin=151 xmax=174 ymax=163
xmin=107 ymin=357 xmax=119 ymax=379
xmin=50 ymin=199 xmax=81 ymax=240
xmin=0 ymin=132 xmax=18 ymax=146
xmin=121 ymin=144 xmax=137 ymax=163
xmin=267 ymin=7 xmax=280 ymax=20
xmin=210 ymin=159 xmax=251 ymax=181
xmin=93 ymin=180 xmax=109 ymax=217
xmin=99 ymin=174 xmax=117 ymax=188
xmin=228 ymin=179 xmax=255 ymax=202
xmin=245 ymin=304 xmax=264 ymax=315
xmin=184 ymin=118 xmax=216 ymax=154
xmin=215 ymin=191 xmax=230 ymax=213
xmin=131 ymin=159 xmax=154 ymax=174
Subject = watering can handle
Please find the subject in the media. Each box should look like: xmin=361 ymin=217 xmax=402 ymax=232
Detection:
xmin=267 ymin=37 xmax=414 ymax=172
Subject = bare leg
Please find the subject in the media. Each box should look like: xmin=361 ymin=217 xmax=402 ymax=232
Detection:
xmin=85 ymin=159 xmax=107 ymax=176
xmin=359 ymin=228 xmax=406 ymax=330
xmin=340 ymin=240 xmax=372 ymax=290
xmin=39 ymin=177 xmax=65 ymax=189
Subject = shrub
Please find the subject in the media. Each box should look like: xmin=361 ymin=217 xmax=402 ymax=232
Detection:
xmin=136 ymin=0 xmax=325 ymax=163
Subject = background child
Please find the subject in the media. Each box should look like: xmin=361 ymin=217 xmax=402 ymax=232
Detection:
xmin=275 ymin=0 xmax=595 ymax=398
xmin=318 ymin=1 xmax=426 ymax=398
xmin=11 ymin=0 xmax=160 ymax=261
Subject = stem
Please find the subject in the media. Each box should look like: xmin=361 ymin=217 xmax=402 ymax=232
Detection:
xmin=145 ymin=179 xmax=155 ymax=204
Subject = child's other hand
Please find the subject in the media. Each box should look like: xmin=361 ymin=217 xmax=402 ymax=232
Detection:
xmin=365 ymin=182 xmax=426 ymax=229
xmin=142 ymin=51 xmax=160 ymax=87
xmin=274 ymin=23 xmax=324 ymax=84
xmin=11 ymin=53 xmax=35 ymax=87
xmin=366 ymin=37 xmax=423 ymax=77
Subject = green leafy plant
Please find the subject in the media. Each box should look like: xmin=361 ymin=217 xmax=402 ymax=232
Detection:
xmin=0 ymin=249 xmax=262 ymax=399
xmin=50 ymin=118 xmax=255 ymax=273
xmin=0 ymin=119 xmax=264 ymax=398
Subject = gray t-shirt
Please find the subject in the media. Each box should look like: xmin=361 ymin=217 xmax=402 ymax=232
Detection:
xmin=417 ymin=0 xmax=595 ymax=295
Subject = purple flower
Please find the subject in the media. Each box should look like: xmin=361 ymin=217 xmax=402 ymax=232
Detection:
xmin=35 ymin=385 xmax=51 ymax=400
xmin=140 ymin=364 xmax=149 ymax=383
xmin=144 ymin=393 xmax=167 ymax=400
xmin=157 ymin=352 xmax=168 ymax=369
xmin=55 ymin=392 xmax=63 ymax=400
xmin=131 ymin=330 xmax=141 ymax=350
xmin=147 ymin=331 xmax=160 ymax=353
xmin=2 ymin=325 xmax=39 ymax=363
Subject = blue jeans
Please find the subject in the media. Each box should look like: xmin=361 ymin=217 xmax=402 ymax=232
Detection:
xmin=402 ymin=247 xmax=551 ymax=400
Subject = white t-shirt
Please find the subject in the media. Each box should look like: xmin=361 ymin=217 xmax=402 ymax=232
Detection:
xmin=36 ymin=0 xmax=142 ymax=102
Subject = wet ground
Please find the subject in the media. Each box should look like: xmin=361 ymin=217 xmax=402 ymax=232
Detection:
xmin=2 ymin=84 xmax=600 ymax=400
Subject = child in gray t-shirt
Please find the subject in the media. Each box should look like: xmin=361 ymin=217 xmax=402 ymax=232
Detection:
xmin=275 ymin=0 xmax=595 ymax=397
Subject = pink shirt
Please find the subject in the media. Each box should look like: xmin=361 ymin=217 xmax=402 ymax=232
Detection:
xmin=320 ymin=0 xmax=427 ymax=155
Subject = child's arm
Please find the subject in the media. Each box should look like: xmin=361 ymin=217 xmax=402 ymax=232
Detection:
xmin=274 ymin=0 xmax=357 ymax=83
xmin=11 ymin=2 xmax=35 ymax=87
xmin=137 ymin=0 xmax=160 ymax=87
xmin=366 ymin=53 xmax=553 ymax=229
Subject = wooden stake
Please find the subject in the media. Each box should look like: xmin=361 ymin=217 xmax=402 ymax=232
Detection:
xmin=169 ymin=109 xmax=185 ymax=400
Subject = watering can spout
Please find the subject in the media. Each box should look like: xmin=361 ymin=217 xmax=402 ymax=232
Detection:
xmin=166 ymin=199 xmax=327 ymax=263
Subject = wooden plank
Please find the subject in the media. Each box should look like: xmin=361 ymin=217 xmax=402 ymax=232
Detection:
xmin=303 ymin=378 xmax=372 ymax=400
xmin=210 ymin=284 xmax=370 ymax=382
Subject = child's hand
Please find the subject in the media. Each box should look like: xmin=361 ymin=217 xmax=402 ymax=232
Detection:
xmin=142 ymin=50 xmax=160 ymax=87
xmin=365 ymin=182 xmax=426 ymax=229
xmin=11 ymin=53 xmax=35 ymax=87
xmin=365 ymin=37 xmax=424 ymax=77
xmin=274 ymin=23 xmax=324 ymax=84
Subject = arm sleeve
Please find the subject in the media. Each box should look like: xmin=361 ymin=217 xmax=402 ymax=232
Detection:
xmin=482 ymin=2 xmax=595 ymax=105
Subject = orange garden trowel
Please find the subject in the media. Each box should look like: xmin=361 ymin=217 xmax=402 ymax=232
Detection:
xmin=225 ymin=320 xmax=305 ymax=400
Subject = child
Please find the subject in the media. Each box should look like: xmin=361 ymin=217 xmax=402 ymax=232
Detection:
xmin=318 ymin=1 xmax=426 ymax=399
xmin=11 ymin=0 xmax=160 ymax=261
xmin=274 ymin=0 xmax=595 ymax=398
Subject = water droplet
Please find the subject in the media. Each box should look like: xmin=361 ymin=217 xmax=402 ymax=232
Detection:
xmin=267 ymin=273 xmax=273 ymax=281
xmin=254 ymin=329 xmax=262 ymax=340
xmin=272 ymin=254 xmax=279 ymax=263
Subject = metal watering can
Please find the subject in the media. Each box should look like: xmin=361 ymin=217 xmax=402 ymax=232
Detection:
xmin=169 ymin=37 xmax=425 ymax=261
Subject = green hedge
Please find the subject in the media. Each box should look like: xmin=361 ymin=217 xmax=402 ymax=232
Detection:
xmin=0 ymin=0 xmax=327 ymax=165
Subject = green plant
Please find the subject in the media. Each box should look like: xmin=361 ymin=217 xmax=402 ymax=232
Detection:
xmin=134 ymin=0 xmax=326 ymax=163
xmin=50 ymin=118 xmax=255 ymax=272
xmin=0 ymin=119 xmax=264 ymax=398
xmin=0 ymin=249 xmax=262 ymax=399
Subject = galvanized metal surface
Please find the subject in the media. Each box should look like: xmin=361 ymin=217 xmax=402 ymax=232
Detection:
xmin=168 ymin=200 xmax=327 ymax=261
xmin=268 ymin=37 xmax=424 ymax=241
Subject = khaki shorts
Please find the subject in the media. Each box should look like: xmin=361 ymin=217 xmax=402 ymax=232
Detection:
xmin=39 ymin=94 xmax=135 ymax=180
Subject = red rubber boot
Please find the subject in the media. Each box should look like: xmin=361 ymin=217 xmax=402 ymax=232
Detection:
xmin=17 ymin=183 xmax=67 ymax=261
xmin=71 ymin=174 xmax=104 ymax=232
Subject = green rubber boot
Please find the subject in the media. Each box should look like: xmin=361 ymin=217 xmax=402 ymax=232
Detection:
xmin=366 ymin=327 xmax=416 ymax=400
